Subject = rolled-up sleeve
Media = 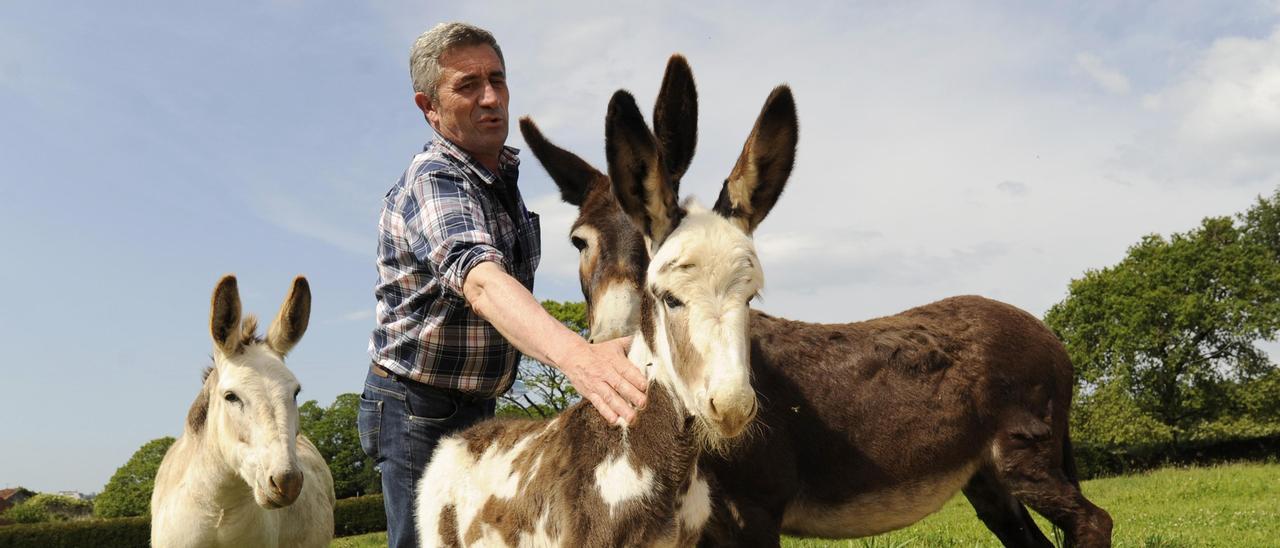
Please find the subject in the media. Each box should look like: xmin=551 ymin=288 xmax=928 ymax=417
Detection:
xmin=402 ymin=168 xmax=505 ymax=297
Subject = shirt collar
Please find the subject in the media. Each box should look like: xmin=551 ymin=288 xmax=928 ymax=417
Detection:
xmin=428 ymin=137 xmax=521 ymax=186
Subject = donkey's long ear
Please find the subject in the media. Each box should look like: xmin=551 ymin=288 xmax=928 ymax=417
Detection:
xmin=653 ymin=54 xmax=697 ymax=183
xmin=267 ymin=276 xmax=311 ymax=357
xmin=713 ymin=85 xmax=798 ymax=234
xmin=607 ymin=90 xmax=684 ymax=248
xmin=210 ymin=275 xmax=243 ymax=357
xmin=519 ymin=117 xmax=607 ymax=206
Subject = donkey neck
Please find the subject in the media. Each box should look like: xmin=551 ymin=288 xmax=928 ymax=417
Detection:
xmin=623 ymin=336 xmax=696 ymax=444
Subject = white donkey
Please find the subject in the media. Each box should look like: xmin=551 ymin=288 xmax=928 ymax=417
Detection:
xmin=414 ymin=55 xmax=798 ymax=547
xmin=151 ymin=275 xmax=335 ymax=548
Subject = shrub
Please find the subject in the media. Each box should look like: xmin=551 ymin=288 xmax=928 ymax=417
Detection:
xmin=334 ymin=494 xmax=386 ymax=537
xmin=1073 ymin=432 xmax=1280 ymax=479
xmin=0 ymin=494 xmax=387 ymax=546
xmin=0 ymin=516 xmax=149 ymax=548
xmin=1 ymin=495 xmax=92 ymax=524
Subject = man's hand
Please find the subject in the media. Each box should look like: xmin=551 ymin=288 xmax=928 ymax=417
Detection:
xmin=559 ymin=336 xmax=648 ymax=425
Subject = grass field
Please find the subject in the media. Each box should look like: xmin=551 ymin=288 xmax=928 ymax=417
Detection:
xmin=331 ymin=462 xmax=1280 ymax=547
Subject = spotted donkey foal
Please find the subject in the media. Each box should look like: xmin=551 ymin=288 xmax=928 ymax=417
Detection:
xmin=414 ymin=66 xmax=799 ymax=547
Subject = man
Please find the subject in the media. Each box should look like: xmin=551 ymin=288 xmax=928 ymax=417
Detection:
xmin=358 ymin=22 xmax=648 ymax=547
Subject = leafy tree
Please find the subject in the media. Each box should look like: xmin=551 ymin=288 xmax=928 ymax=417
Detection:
xmin=1242 ymin=188 xmax=1280 ymax=258
xmin=498 ymin=300 xmax=588 ymax=418
xmin=93 ymin=436 xmax=175 ymax=518
xmin=299 ymin=394 xmax=381 ymax=499
xmin=1046 ymin=192 xmax=1280 ymax=445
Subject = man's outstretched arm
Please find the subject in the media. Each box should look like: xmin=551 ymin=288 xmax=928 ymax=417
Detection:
xmin=463 ymin=261 xmax=648 ymax=424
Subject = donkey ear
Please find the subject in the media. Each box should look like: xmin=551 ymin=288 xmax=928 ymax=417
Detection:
xmin=713 ymin=85 xmax=798 ymax=234
xmin=607 ymin=90 xmax=684 ymax=248
xmin=519 ymin=116 xmax=606 ymax=207
xmin=652 ymin=54 xmax=697 ymax=182
xmin=267 ymin=276 xmax=311 ymax=357
xmin=210 ymin=275 xmax=242 ymax=357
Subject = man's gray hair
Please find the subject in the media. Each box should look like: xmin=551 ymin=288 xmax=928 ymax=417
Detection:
xmin=410 ymin=22 xmax=505 ymax=102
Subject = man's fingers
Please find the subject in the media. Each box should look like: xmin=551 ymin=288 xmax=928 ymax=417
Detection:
xmin=587 ymin=392 xmax=620 ymax=425
xmin=616 ymin=359 xmax=648 ymax=392
xmin=613 ymin=373 xmax=647 ymax=409
xmin=602 ymin=389 xmax=637 ymax=425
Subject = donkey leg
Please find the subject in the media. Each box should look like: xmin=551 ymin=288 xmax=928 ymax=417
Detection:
xmin=699 ymin=502 xmax=783 ymax=548
xmin=962 ymin=468 xmax=1054 ymax=548
xmin=992 ymin=431 xmax=1113 ymax=548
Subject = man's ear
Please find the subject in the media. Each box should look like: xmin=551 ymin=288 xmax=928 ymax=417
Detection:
xmin=415 ymin=92 xmax=437 ymax=126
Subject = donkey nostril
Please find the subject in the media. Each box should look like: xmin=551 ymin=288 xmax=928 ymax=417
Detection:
xmin=708 ymin=397 xmax=720 ymax=417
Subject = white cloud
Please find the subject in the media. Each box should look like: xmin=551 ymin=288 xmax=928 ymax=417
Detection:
xmin=526 ymin=192 xmax=582 ymax=281
xmin=1075 ymin=53 xmax=1132 ymax=94
xmin=1122 ymin=25 xmax=1280 ymax=186
xmin=341 ymin=309 xmax=374 ymax=322
xmin=997 ymin=181 xmax=1030 ymax=197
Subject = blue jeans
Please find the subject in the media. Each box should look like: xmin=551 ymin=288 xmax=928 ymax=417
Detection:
xmin=357 ymin=366 xmax=495 ymax=548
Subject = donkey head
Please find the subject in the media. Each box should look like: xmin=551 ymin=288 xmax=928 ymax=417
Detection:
xmin=520 ymin=55 xmax=698 ymax=342
xmin=192 ymin=275 xmax=311 ymax=509
xmin=600 ymin=55 xmax=799 ymax=441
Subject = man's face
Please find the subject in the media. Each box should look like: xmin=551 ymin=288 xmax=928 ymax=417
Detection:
xmin=421 ymin=44 xmax=509 ymax=162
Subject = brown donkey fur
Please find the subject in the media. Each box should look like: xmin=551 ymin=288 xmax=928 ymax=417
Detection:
xmin=519 ymin=55 xmax=1113 ymax=547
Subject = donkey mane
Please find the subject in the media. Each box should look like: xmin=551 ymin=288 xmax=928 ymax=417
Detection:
xmin=234 ymin=314 xmax=264 ymax=347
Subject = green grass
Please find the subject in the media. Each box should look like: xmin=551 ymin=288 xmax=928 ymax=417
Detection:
xmin=332 ymin=462 xmax=1280 ymax=547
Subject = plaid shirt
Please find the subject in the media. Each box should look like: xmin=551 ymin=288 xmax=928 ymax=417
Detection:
xmin=369 ymin=137 xmax=541 ymax=398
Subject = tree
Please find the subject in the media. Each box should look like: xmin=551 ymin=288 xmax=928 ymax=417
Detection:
xmin=299 ymin=394 xmax=381 ymax=499
xmin=498 ymin=300 xmax=588 ymax=418
xmin=1046 ymin=192 xmax=1280 ymax=445
xmin=94 ymin=436 xmax=175 ymax=518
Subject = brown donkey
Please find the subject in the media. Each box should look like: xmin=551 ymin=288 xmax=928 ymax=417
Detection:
xmin=519 ymin=55 xmax=1112 ymax=547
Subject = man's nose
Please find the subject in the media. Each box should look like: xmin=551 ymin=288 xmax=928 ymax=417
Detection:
xmin=479 ymin=82 xmax=501 ymax=107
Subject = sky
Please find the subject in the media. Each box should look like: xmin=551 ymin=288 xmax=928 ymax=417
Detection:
xmin=3 ymin=1 xmax=1280 ymax=493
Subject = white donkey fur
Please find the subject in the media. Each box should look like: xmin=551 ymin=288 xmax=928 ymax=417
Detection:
xmin=151 ymin=276 xmax=335 ymax=548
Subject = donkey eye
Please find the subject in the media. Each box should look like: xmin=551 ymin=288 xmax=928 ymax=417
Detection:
xmin=224 ymin=392 xmax=240 ymax=403
xmin=571 ymin=236 xmax=588 ymax=251
xmin=663 ymin=294 xmax=684 ymax=309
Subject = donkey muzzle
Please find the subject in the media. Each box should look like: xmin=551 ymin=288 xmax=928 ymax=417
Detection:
xmin=265 ymin=469 xmax=304 ymax=507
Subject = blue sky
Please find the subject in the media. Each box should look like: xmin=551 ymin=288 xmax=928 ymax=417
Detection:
xmin=3 ymin=1 xmax=1280 ymax=493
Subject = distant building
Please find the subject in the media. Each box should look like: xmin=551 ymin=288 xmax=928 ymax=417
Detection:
xmin=56 ymin=491 xmax=92 ymax=502
xmin=0 ymin=487 xmax=36 ymax=514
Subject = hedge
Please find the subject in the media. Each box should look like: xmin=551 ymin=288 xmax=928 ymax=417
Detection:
xmin=334 ymin=494 xmax=386 ymax=536
xmin=1074 ymin=433 xmax=1280 ymax=479
xmin=0 ymin=495 xmax=388 ymax=547
xmin=0 ymin=516 xmax=149 ymax=548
